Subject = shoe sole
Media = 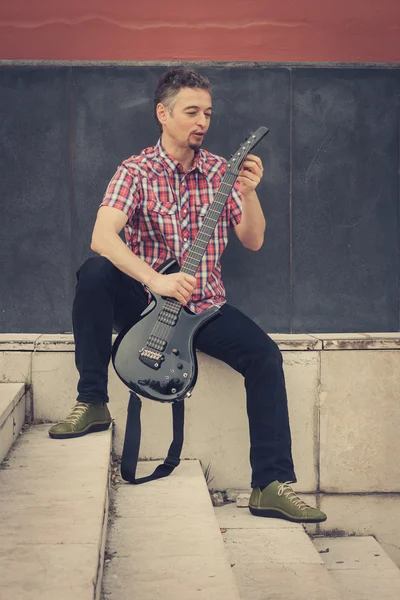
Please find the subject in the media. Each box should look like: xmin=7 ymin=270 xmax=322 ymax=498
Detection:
xmin=248 ymin=505 xmax=327 ymax=523
xmin=48 ymin=420 xmax=112 ymax=439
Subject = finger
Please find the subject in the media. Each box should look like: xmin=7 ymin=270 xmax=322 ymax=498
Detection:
xmin=237 ymin=175 xmax=259 ymax=190
xmin=178 ymin=285 xmax=191 ymax=300
xmin=246 ymin=154 xmax=263 ymax=168
xmin=242 ymin=165 xmax=263 ymax=182
xmin=176 ymin=273 xmax=195 ymax=289
xmin=242 ymin=160 xmax=263 ymax=176
xmin=175 ymin=273 xmax=195 ymax=287
xmin=174 ymin=291 xmax=187 ymax=305
xmin=238 ymin=170 xmax=259 ymax=183
xmin=183 ymin=274 xmax=196 ymax=285
xmin=180 ymin=280 xmax=195 ymax=294
xmin=179 ymin=290 xmax=192 ymax=304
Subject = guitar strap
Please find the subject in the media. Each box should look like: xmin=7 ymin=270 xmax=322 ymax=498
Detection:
xmin=120 ymin=392 xmax=184 ymax=484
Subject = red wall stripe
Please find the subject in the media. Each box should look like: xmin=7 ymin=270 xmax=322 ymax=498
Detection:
xmin=0 ymin=0 xmax=399 ymax=63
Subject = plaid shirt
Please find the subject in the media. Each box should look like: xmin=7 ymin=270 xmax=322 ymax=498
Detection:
xmin=100 ymin=140 xmax=242 ymax=313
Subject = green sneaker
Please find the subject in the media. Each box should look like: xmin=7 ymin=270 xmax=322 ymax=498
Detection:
xmin=249 ymin=481 xmax=327 ymax=523
xmin=48 ymin=401 xmax=112 ymax=439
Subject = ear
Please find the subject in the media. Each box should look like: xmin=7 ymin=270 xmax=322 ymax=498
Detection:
xmin=156 ymin=103 xmax=169 ymax=128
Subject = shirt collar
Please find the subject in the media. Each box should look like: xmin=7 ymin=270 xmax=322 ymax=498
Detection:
xmin=154 ymin=138 xmax=208 ymax=178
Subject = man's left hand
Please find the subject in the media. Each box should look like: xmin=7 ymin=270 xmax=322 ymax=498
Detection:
xmin=237 ymin=154 xmax=264 ymax=197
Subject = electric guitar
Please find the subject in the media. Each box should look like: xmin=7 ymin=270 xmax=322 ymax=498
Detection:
xmin=112 ymin=126 xmax=269 ymax=403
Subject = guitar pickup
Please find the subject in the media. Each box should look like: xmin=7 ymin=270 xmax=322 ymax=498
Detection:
xmin=147 ymin=335 xmax=167 ymax=352
xmin=157 ymin=311 xmax=178 ymax=326
xmin=139 ymin=348 xmax=164 ymax=370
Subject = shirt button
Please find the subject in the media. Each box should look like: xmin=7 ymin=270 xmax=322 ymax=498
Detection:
xmin=183 ymin=237 xmax=188 ymax=242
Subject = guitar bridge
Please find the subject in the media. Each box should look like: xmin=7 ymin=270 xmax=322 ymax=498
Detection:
xmin=139 ymin=348 xmax=164 ymax=370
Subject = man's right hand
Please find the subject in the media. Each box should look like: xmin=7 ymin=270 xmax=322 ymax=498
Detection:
xmin=147 ymin=272 xmax=197 ymax=306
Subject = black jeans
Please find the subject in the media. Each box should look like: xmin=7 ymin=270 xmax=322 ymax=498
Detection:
xmin=72 ymin=256 xmax=296 ymax=488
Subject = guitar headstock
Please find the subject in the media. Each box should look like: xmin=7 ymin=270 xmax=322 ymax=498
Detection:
xmin=227 ymin=126 xmax=269 ymax=175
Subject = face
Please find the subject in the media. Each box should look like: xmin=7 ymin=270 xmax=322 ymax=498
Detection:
xmin=157 ymin=87 xmax=212 ymax=151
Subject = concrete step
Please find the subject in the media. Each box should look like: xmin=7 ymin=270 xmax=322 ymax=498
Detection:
xmin=0 ymin=424 xmax=112 ymax=600
xmin=0 ymin=382 xmax=26 ymax=464
xmin=313 ymin=536 xmax=400 ymax=600
xmin=103 ymin=459 xmax=241 ymax=600
xmin=215 ymin=503 xmax=345 ymax=600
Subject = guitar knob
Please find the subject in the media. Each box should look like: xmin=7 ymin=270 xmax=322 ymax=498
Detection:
xmin=177 ymin=363 xmax=183 ymax=369
xmin=172 ymin=348 xmax=179 ymax=356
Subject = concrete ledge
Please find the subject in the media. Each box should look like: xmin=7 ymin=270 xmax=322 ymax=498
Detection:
xmin=28 ymin=349 xmax=320 ymax=492
xmin=0 ymin=425 xmax=112 ymax=600
xmin=4 ymin=333 xmax=325 ymax=352
xmin=270 ymin=334 xmax=322 ymax=351
xmin=320 ymin=350 xmax=400 ymax=492
xmin=0 ymin=334 xmax=41 ymax=351
xmin=35 ymin=334 xmax=76 ymax=352
xmin=3 ymin=331 xmax=400 ymax=493
xmin=103 ymin=460 xmax=240 ymax=600
xmin=0 ymin=383 xmax=26 ymax=464
xmin=312 ymin=332 xmax=400 ymax=350
xmin=3 ymin=332 xmax=400 ymax=351
xmin=0 ymin=351 xmax=31 ymax=384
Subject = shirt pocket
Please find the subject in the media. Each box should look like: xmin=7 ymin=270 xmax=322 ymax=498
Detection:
xmin=144 ymin=197 xmax=179 ymax=245
xmin=146 ymin=197 xmax=178 ymax=216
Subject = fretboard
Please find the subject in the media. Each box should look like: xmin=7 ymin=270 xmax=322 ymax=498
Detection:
xmin=181 ymin=171 xmax=237 ymax=276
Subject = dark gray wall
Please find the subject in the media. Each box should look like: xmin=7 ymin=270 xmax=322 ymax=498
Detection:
xmin=1 ymin=65 xmax=399 ymax=334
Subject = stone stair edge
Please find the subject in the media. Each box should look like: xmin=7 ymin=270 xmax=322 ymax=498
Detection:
xmin=215 ymin=503 xmax=345 ymax=600
xmin=313 ymin=535 xmax=400 ymax=570
xmin=105 ymin=458 xmax=242 ymax=600
xmin=0 ymin=382 xmax=26 ymax=427
xmin=0 ymin=424 xmax=113 ymax=600
xmin=314 ymin=535 xmax=400 ymax=600
xmin=216 ymin=506 xmax=400 ymax=599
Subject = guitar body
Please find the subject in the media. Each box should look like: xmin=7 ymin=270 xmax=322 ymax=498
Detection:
xmin=112 ymin=259 xmax=220 ymax=403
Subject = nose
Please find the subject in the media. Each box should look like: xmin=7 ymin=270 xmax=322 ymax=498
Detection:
xmin=196 ymin=113 xmax=208 ymax=129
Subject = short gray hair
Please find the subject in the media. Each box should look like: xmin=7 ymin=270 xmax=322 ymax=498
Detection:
xmin=154 ymin=67 xmax=212 ymax=131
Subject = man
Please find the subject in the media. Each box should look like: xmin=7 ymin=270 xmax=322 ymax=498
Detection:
xmin=49 ymin=67 xmax=326 ymax=523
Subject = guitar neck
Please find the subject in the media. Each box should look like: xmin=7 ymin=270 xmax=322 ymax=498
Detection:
xmin=181 ymin=171 xmax=237 ymax=277
xmin=161 ymin=125 xmax=269 ymax=316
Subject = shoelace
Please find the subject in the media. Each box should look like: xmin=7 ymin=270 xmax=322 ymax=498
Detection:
xmin=277 ymin=482 xmax=311 ymax=512
xmin=63 ymin=402 xmax=90 ymax=425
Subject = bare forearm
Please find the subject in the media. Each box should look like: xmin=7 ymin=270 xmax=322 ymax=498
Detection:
xmin=91 ymin=206 xmax=196 ymax=305
xmin=235 ymin=191 xmax=266 ymax=251
xmin=91 ymin=231 xmax=156 ymax=287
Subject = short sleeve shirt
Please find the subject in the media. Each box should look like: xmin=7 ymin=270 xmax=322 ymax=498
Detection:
xmin=100 ymin=139 xmax=242 ymax=313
